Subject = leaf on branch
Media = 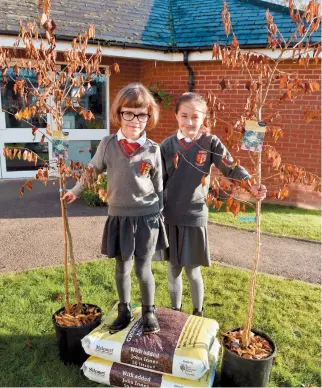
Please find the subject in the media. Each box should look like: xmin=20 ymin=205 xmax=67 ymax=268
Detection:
xmin=40 ymin=134 xmax=45 ymax=144
xmin=215 ymin=200 xmax=223 ymax=211
xmin=20 ymin=186 xmax=25 ymax=197
xmin=80 ymin=109 xmax=95 ymax=121
xmin=279 ymin=74 xmax=289 ymax=89
xmin=23 ymin=150 xmax=28 ymax=161
xmin=303 ymin=107 xmax=322 ymax=123
xmin=212 ymin=43 xmax=221 ymax=60
xmin=222 ymin=1 xmax=231 ymax=37
xmin=32 ymin=127 xmax=38 ymax=136
xmin=230 ymin=35 xmax=239 ymax=50
xmin=226 ymin=196 xmax=233 ymax=208
xmin=25 ymin=180 xmax=33 ymax=191
xmin=88 ymin=24 xmax=96 ymax=39
xmin=230 ymin=200 xmax=240 ymax=217
xmin=219 ymin=78 xmax=229 ymax=90
xmin=272 ymin=154 xmax=282 ymax=170
xmin=279 ymin=186 xmax=289 ymax=200
xmin=14 ymin=110 xmax=23 ymax=121
xmin=201 ymin=175 xmax=206 ymax=187
xmin=173 ymin=153 xmax=179 ymax=168
xmin=46 ymin=125 xmax=52 ymax=136
xmin=113 ymin=63 xmax=120 ymax=74
xmin=310 ymin=81 xmax=320 ymax=92
xmin=22 ymin=107 xmax=31 ymax=120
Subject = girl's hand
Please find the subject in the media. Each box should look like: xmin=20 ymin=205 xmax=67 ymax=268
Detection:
xmin=62 ymin=190 xmax=78 ymax=204
xmin=250 ymin=184 xmax=267 ymax=201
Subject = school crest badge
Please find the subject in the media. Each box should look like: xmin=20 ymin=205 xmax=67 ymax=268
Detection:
xmin=195 ymin=150 xmax=207 ymax=166
xmin=139 ymin=160 xmax=153 ymax=176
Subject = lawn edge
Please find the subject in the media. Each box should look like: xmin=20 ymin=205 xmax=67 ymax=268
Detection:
xmin=208 ymin=220 xmax=321 ymax=244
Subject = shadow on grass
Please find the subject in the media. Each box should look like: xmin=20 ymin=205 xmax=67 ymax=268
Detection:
xmin=0 ymin=334 xmax=101 ymax=387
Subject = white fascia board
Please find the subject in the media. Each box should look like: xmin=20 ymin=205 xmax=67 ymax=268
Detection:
xmin=0 ymin=35 xmax=181 ymax=62
xmin=0 ymin=35 xmax=319 ymax=62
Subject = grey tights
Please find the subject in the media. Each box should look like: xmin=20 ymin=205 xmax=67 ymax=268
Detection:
xmin=168 ymin=262 xmax=204 ymax=311
xmin=115 ymin=256 xmax=155 ymax=306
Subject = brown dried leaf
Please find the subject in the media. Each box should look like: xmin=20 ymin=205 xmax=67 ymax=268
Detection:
xmin=25 ymin=180 xmax=33 ymax=191
xmin=216 ymin=200 xmax=223 ymax=211
xmin=173 ymin=153 xmax=179 ymax=168
xmin=46 ymin=125 xmax=52 ymax=136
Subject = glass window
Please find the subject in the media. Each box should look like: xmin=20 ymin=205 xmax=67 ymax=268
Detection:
xmin=60 ymin=68 xmax=107 ymax=130
xmin=65 ymin=140 xmax=100 ymax=165
xmin=0 ymin=68 xmax=47 ymax=128
xmin=4 ymin=142 xmax=49 ymax=171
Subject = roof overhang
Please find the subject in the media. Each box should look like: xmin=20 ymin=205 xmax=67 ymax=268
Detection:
xmin=0 ymin=34 xmax=319 ymax=62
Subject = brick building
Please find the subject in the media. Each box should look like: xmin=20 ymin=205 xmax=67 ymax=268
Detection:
xmin=0 ymin=0 xmax=320 ymax=207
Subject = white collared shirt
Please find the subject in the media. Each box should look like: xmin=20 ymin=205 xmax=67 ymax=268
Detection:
xmin=177 ymin=129 xmax=201 ymax=143
xmin=117 ymin=129 xmax=146 ymax=146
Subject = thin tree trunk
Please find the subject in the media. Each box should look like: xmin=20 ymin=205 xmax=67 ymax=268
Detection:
xmin=59 ymin=170 xmax=70 ymax=314
xmin=242 ymin=154 xmax=262 ymax=346
xmin=242 ymin=74 xmax=263 ymax=347
xmin=62 ymin=174 xmax=82 ymax=310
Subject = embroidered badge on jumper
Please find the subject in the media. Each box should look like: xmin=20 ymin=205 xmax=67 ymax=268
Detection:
xmin=195 ymin=150 xmax=207 ymax=166
xmin=139 ymin=160 xmax=153 ymax=176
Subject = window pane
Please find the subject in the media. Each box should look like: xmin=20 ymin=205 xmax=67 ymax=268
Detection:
xmin=66 ymin=140 xmax=100 ymax=165
xmin=0 ymin=68 xmax=46 ymax=128
xmin=60 ymin=70 xmax=106 ymax=130
xmin=4 ymin=142 xmax=49 ymax=171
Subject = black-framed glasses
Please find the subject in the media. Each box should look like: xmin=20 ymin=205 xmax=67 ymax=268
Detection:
xmin=120 ymin=111 xmax=151 ymax=123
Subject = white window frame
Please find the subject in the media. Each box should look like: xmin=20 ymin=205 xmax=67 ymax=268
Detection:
xmin=0 ymin=63 xmax=109 ymax=178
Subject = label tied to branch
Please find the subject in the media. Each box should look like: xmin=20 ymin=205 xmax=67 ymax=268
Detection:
xmin=52 ymin=140 xmax=69 ymax=158
xmin=241 ymin=119 xmax=266 ymax=153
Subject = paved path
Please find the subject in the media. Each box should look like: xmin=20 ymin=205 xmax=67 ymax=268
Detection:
xmin=0 ymin=179 xmax=320 ymax=284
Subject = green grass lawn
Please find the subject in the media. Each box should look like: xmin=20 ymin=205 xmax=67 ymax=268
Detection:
xmin=0 ymin=260 xmax=320 ymax=387
xmin=209 ymin=203 xmax=321 ymax=241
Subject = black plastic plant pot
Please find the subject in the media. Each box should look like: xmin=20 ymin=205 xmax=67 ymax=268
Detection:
xmin=220 ymin=328 xmax=276 ymax=387
xmin=52 ymin=304 xmax=102 ymax=365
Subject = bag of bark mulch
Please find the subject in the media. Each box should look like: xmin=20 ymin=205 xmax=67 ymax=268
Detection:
xmin=81 ymin=303 xmax=219 ymax=380
xmin=82 ymin=339 xmax=220 ymax=387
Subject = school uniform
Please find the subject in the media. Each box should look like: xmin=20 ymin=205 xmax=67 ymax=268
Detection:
xmin=71 ymin=130 xmax=168 ymax=261
xmin=161 ymin=130 xmax=251 ymax=267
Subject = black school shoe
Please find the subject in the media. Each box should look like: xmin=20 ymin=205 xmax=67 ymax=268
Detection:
xmin=192 ymin=308 xmax=204 ymax=317
xmin=142 ymin=305 xmax=160 ymax=335
xmin=110 ymin=302 xmax=134 ymax=332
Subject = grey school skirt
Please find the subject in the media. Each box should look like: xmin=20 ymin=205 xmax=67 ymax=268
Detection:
xmin=154 ymin=224 xmax=211 ymax=267
xmin=101 ymin=213 xmax=168 ymax=261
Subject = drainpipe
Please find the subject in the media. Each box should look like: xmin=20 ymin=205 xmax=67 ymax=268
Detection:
xmin=183 ymin=50 xmax=194 ymax=92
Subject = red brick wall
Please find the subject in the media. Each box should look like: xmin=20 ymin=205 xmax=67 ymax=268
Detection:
xmin=107 ymin=57 xmax=321 ymax=209
xmin=102 ymin=57 xmax=142 ymax=134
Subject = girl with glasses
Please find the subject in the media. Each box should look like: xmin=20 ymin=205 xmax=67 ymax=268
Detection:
xmin=63 ymin=83 xmax=168 ymax=334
